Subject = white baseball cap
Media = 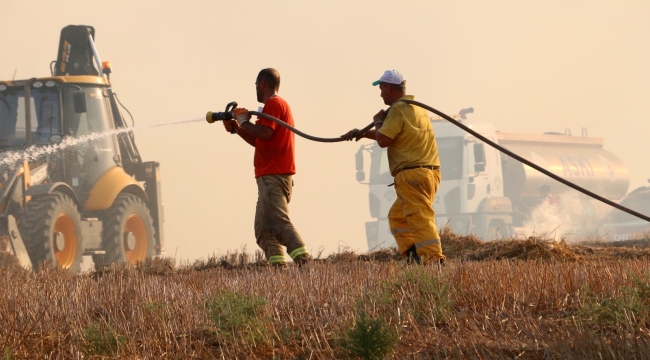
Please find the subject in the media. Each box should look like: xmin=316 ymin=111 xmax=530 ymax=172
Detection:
xmin=372 ymin=70 xmax=405 ymax=86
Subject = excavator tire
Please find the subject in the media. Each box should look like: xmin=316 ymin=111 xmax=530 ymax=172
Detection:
xmin=19 ymin=193 xmax=83 ymax=271
xmin=93 ymin=194 xmax=155 ymax=267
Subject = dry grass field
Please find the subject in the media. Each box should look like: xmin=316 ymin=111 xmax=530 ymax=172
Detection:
xmin=2 ymin=229 xmax=650 ymax=359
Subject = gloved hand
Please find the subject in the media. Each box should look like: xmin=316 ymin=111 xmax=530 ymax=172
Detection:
xmin=223 ymin=119 xmax=238 ymax=133
xmin=233 ymin=108 xmax=251 ymax=125
xmin=341 ymin=129 xmax=365 ymax=141
xmin=373 ymin=109 xmax=386 ymax=129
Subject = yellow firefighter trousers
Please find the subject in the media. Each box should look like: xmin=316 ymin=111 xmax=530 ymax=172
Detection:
xmin=388 ymin=167 xmax=445 ymax=264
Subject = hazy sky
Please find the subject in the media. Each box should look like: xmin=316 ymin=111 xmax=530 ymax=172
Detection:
xmin=2 ymin=1 xmax=649 ymax=262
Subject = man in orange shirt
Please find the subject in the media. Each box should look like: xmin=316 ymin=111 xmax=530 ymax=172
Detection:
xmin=223 ymin=68 xmax=311 ymax=267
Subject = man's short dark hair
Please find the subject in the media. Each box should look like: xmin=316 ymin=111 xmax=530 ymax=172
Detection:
xmin=257 ymin=68 xmax=281 ymax=92
xmin=386 ymin=81 xmax=406 ymax=92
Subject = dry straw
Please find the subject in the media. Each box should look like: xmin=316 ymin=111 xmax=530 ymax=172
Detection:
xmin=1 ymin=228 xmax=650 ymax=358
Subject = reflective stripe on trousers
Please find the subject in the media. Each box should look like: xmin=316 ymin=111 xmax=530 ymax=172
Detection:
xmin=268 ymin=255 xmax=286 ymax=264
xmin=289 ymin=247 xmax=308 ymax=260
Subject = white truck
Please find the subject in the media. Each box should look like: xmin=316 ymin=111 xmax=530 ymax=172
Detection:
xmin=355 ymin=109 xmax=630 ymax=250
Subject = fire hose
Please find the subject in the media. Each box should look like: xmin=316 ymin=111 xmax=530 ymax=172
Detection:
xmin=207 ymin=100 xmax=650 ymax=223
xmin=206 ymin=101 xmax=374 ymax=142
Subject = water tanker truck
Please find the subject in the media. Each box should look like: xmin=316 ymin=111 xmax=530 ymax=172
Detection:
xmin=0 ymin=25 xmax=164 ymax=270
xmin=356 ymin=109 xmax=629 ymax=250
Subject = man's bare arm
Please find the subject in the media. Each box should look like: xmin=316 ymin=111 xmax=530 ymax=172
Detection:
xmin=240 ymin=122 xmax=273 ymax=141
xmin=237 ymin=125 xmax=258 ymax=147
xmin=376 ymin=131 xmax=394 ymax=148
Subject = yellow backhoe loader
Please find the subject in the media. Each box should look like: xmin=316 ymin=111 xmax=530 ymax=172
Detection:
xmin=0 ymin=25 xmax=164 ymax=270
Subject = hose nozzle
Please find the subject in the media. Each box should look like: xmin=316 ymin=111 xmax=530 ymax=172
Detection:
xmin=206 ymin=101 xmax=238 ymax=133
xmin=206 ymin=111 xmax=217 ymax=123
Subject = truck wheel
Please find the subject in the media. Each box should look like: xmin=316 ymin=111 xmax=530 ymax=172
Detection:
xmin=93 ymin=194 xmax=155 ymax=267
xmin=19 ymin=193 xmax=83 ymax=271
xmin=486 ymin=220 xmax=510 ymax=241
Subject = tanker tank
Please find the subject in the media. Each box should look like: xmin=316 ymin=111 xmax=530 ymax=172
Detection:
xmin=498 ymin=132 xmax=629 ymax=210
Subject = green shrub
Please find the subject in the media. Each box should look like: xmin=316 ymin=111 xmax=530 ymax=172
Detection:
xmin=144 ymin=300 xmax=170 ymax=321
xmin=379 ymin=267 xmax=452 ymax=324
xmin=144 ymin=300 xmax=166 ymax=313
xmin=632 ymin=273 xmax=650 ymax=302
xmin=579 ymin=274 xmax=650 ymax=330
xmin=205 ymin=290 xmax=267 ymax=341
xmin=80 ymin=322 xmax=125 ymax=357
xmin=340 ymin=311 xmax=398 ymax=360
xmin=277 ymin=326 xmax=300 ymax=344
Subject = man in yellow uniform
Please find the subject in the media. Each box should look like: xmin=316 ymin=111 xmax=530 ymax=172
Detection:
xmin=343 ymin=70 xmax=445 ymax=265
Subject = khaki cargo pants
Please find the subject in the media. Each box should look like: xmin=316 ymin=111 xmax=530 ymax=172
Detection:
xmin=388 ymin=167 xmax=445 ymax=264
xmin=255 ymin=174 xmax=310 ymax=265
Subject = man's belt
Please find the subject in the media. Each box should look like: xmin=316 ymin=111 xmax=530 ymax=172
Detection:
xmin=393 ymin=165 xmax=439 ymax=176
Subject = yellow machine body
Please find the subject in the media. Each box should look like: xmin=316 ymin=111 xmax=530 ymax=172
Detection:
xmin=83 ymin=166 xmax=147 ymax=211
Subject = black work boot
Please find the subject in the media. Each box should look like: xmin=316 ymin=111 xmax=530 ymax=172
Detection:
xmin=406 ymin=245 xmax=421 ymax=264
xmin=293 ymin=254 xmax=312 ymax=268
xmin=271 ymin=262 xmax=288 ymax=269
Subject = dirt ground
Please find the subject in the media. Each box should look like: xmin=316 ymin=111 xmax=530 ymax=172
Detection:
xmin=178 ymin=227 xmax=650 ymax=273
xmin=4 ymin=226 xmax=649 ymax=274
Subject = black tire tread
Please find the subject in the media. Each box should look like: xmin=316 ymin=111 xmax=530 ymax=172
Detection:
xmin=93 ymin=194 xmax=155 ymax=267
xmin=18 ymin=193 xmax=82 ymax=271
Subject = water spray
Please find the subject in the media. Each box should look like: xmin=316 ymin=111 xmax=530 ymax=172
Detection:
xmin=0 ymin=116 xmax=204 ymax=169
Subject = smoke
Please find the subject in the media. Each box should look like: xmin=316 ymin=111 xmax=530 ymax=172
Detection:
xmin=520 ymin=191 xmax=604 ymax=241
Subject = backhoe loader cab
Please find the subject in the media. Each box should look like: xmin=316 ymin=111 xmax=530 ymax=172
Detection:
xmin=0 ymin=25 xmax=164 ymax=270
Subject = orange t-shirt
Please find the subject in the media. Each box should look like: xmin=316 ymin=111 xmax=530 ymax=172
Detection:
xmin=254 ymin=96 xmax=296 ymax=178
